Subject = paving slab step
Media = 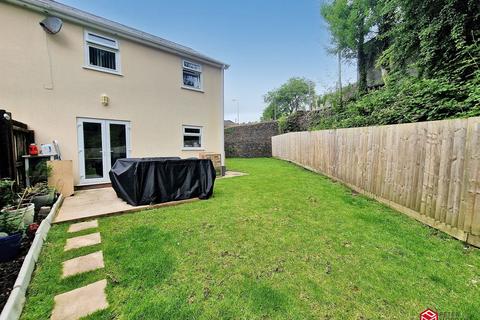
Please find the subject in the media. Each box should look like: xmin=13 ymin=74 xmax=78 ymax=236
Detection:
xmin=64 ymin=232 xmax=101 ymax=251
xmin=62 ymin=251 xmax=104 ymax=278
xmin=51 ymin=279 xmax=108 ymax=320
xmin=68 ymin=220 xmax=98 ymax=233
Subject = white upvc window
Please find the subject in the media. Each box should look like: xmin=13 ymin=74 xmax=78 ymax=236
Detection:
xmin=84 ymin=31 xmax=121 ymax=74
xmin=182 ymin=125 xmax=203 ymax=150
xmin=182 ymin=60 xmax=202 ymax=91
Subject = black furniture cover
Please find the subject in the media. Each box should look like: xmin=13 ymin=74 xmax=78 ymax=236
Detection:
xmin=109 ymin=157 xmax=216 ymax=206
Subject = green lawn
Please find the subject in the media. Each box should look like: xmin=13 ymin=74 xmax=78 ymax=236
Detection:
xmin=21 ymin=158 xmax=480 ymax=319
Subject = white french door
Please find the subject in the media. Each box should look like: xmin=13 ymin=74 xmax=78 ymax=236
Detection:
xmin=77 ymin=118 xmax=131 ymax=185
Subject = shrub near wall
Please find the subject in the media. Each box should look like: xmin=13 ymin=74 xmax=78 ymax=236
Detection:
xmin=225 ymin=121 xmax=279 ymax=158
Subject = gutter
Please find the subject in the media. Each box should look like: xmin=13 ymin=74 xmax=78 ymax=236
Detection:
xmin=6 ymin=0 xmax=229 ymax=70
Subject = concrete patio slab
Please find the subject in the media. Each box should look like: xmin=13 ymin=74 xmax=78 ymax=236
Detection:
xmin=62 ymin=251 xmax=104 ymax=278
xmin=54 ymin=187 xmax=199 ymax=223
xmin=51 ymin=279 xmax=108 ymax=320
xmin=64 ymin=233 xmax=101 ymax=251
xmin=68 ymin=220 xmax=98 ymax=233
xmin=219 ymin=171 xmax=247 ymax=179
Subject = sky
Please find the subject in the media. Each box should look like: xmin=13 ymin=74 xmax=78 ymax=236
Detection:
xmin=60 ymin=0 xmax=356 ymax=122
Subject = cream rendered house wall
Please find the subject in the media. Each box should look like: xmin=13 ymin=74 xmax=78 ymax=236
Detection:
xmin=0 ymin=2 xmax=225 ymax=185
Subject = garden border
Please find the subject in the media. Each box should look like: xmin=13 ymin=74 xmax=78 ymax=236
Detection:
xmin=0 ymin=194 xmax=64 ymax=320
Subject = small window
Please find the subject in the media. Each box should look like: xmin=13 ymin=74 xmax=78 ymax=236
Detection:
xmin=182 ymin=60 xmax=202 ymax=90
xmin=183 ymin=125 xmax=203 ymax=149
xmin=85 ymin=31 xmax=120 ymax=73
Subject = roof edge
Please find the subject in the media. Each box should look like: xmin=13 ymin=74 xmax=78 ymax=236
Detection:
xmin=7 ymin=0 xmax=229 ymax=69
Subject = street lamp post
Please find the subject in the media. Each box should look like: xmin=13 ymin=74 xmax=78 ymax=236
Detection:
xmin=232 ymin=99 xmax=240 ymax=124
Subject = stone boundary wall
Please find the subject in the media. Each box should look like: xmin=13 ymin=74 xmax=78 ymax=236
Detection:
xmin=225 ymin=121 xmax=279 ymax=158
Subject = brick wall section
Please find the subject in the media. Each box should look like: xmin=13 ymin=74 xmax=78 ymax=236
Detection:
xmin=224 ymin=121 xmax=279 ymax=157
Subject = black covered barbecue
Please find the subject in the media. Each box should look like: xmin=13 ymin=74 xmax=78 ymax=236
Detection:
xmin=109 ymin=157 xmax=216 ymax=206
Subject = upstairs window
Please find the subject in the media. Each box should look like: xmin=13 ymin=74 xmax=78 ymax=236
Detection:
xmin=183 ymin=125 xmax=203 ymax=149
xmin=182 ymin=60 xmax=202 ymax=90
xmin=85 ymin=31 xmax=120 ymax=73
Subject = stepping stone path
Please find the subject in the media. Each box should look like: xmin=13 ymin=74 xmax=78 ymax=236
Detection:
xmin=51 ymin=220 xmax=109 ymax=319
xmin=62 ymin=251 xmax=104 ymax=278
xmin=67 ymin=220 xmax=98 ymax=233
xmin=64 ymin=232 xmax=101 ymax=251
xmin=51 ymin=280 xmax=108 ymax=320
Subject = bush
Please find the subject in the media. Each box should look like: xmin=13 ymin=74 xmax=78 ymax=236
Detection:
xmin=310 ymin=74 xmax=480 ymax=131
xmin=277 ymin=115 xmax=288 ymax=133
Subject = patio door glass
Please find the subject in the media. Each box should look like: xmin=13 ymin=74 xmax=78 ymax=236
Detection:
xmin=83 ymin=122 xmax=104 ymax=179
xmin=77 ymin=118 xmax=131 ymax=185
xmin=109 ymin=123 xmax=127 ymax=167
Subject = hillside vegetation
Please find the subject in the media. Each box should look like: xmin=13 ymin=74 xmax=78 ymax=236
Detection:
xmin=270 ymin=0 xmax=480 ymax=132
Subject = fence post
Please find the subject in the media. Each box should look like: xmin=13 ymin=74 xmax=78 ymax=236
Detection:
xmin=0 ymin=109 xmax=16 ymax=179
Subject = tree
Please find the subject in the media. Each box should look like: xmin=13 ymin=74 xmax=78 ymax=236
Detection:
xmin=321 ymin=0 xmax=379 ymax=94
xmin=261 ymin=103 xmax=278 ymax=121
xmin=307 ymin=0 xmax=480 ymax=132
xmin=378 ymin=0 xmax=480 ymax=81
xmin=261 ymin=78 xmax=316 ymax=121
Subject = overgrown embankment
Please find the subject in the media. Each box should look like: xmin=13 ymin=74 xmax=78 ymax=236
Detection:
xmin=280 ymin=72 xmax=480 ymax=133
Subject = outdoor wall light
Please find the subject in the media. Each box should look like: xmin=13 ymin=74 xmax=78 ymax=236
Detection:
xmin=101 ymin=94 xmax=110 ymax=106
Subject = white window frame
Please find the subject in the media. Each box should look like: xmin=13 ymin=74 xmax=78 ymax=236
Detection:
xmin=182 ymin=125 xmax=204 ymax=150
xmin=84 ymin=30 xmax=122 ymax=75
xmin=77 ymin=117 xmax=131 ymax=185
xmin=181 ymin=59 xmax=203 ymax=92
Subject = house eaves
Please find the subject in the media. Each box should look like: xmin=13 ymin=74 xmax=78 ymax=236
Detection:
xmin=7 ymin=0 xmax=230 ymax=69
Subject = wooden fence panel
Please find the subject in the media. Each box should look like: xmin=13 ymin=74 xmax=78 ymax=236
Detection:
xmin=272 ymin=117 xmax=480 ymax=247
xmin=0 ymin=110 xmax=34 ymax=185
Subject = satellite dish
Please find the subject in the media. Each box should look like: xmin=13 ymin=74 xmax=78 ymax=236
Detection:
xmin=40 ymin=17 xmax=63 ymax=34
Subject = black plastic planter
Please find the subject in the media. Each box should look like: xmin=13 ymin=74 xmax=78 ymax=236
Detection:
xmin=0 ymin=232 xmax=23 ymax=262
xmin=32 ymin=192 xmax=55 ymax=211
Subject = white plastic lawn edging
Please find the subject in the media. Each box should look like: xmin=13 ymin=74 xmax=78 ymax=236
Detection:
xmin=0 ymin=194 xmax=64 ymax=320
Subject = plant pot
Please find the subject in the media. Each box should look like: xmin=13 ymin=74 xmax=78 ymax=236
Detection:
xmin=32 ymin=192 xmax=55 ymax=212
xmin=0 ymin=231 xmax=23 ymax=262
xmin=22 ymin=203 xmax=35 ymax=225
xmin=1 ymin=203 xmax=34 ymax=230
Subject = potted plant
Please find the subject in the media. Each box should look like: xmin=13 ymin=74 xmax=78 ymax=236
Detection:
xmin=0 ymin=179 xmax=31 ymax=262
xmin=0 ymin=179 xmax=31 ymax=228
xmin=30 ymin=161 xmax=52 ymax=188
xmin=0 ymin=179 xmax=15 ymax=209
xmin=26 ymin=182 xmax=56 ymax=215
xmin=2 ymin=189 xmax=35 ymax=226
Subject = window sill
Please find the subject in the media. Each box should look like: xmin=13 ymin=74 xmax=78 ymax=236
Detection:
xmin=182 ymin=147 xmax=205 ymax=151
xmin=83 ymin=65 xmax=123 ymax=76
xmin=181 ymin=86 xmax=204 ymax=93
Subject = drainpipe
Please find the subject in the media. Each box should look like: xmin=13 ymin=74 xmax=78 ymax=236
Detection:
xmin=220 ymin=67 xmax=226 ymax=175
